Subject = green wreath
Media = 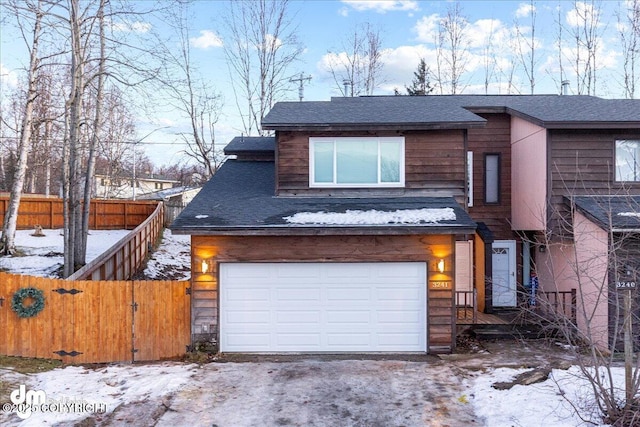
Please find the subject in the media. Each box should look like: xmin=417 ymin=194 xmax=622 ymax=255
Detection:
xmin=11 ymin=287 xmax=45 ymax=318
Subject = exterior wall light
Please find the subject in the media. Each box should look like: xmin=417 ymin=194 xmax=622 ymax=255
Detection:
xmin=201 ymin=259 xmax=210 ymax=274
xmin=437 ymin=259 xmax=445 ymax=273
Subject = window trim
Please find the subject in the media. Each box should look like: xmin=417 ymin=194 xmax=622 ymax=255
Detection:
xmin=309 ymin=136 xmax=405 ymax=188
xmin=484 ymin=153 xmax=501 ymax=204
xmin=615 ymin=139 xmax=640 ymax=183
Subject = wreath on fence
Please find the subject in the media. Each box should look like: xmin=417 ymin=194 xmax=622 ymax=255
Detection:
xmin=11 ymin=287 xmax=45 ymax=318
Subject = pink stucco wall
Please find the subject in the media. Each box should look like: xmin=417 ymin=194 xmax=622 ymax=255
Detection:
xmin=537 ymin=211 xmax=609 ymax=348
xmin=511 ymin=117 xmax=547 ymax=230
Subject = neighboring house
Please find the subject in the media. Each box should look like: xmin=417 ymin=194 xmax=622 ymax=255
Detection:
xmin=139 ymin=186 xmax=202 ymax=226
xmin=172 ymin=95 xmax=640 ymax=354
xmin=95 ymin=174 xmax=179 ymax=199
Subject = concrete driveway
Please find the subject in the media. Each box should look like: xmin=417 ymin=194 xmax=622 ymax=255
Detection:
xmin=55 ymin=340 xmax=574 ymax=427
xmin=157 ymin=357 xmax=478 ymax=427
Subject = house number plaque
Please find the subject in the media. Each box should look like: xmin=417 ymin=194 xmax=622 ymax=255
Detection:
xmin=616 ymin=281 xmax=637 ymax=290
xmin=429 ymin=280 xmax=452 ymax=290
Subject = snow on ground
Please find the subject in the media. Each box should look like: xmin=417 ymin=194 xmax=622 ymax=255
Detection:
xmin=142 ymin=229 xmax=190 ymax=281
xmin=0 ymin=228 xmax=191 ymax=281
xmin=0 ymin=229 xmax=130 ymax=277
xmin=469 ymin=365 xmax=616 ymax=426
xmin=284 ymin=207 xmax=456 ymax=225
xmin=1 ymin=363 xmax=199 ymax=427
xmin=0 ymin=359 xmax=626 ymax=426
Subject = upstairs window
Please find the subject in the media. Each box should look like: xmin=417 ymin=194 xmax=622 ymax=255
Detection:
xmin=616 ymin=140 xmax=640 ymax=182
xmin=310 ymin=137 xmax=404 ymax=187
xmin=484 ymin=153 xmax=500 ymax=204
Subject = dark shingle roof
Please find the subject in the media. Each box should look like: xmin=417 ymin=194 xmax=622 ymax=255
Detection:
xmin=224 ymin=136 xmax=275 ymax=155
xmin=262 ymin=95 xmax=640 ymax=130
xmin=569 ymin=195 xmax=640 ymax=230
xmin=171 ymin=160 xmax=476 ymax=235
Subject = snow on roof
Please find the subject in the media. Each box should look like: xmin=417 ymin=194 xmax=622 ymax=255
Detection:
xmin=283 ymin=208 xmax=456 ymax=225
xmin=618 ymin=212 xmax=640 ymax=217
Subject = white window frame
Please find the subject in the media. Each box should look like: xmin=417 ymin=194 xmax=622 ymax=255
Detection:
xmin=615 ymin=140 xmax=640 ymax=182
xmin=309 ymin=137 xmax=405 ymax=188
xmin=467 ymin=151 xmax=473 ymax=207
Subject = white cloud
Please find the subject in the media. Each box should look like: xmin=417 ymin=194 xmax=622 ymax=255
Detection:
xmin=413 ymin=14 xmax=441 ymax=43
xmin=566 ymin=1 xmax=602 ymax=28
xmin=111 ymin=20 xmax=151 ymax=33
xmin=515 ymin=2 xmax=535 ymax=18
xmin=341 ymin=0 xmax=419 ymax=14
xmin=190 ymin=30 xmax=223 ymax=49
xmin=0 ymin=63 xmax=18 ymax=88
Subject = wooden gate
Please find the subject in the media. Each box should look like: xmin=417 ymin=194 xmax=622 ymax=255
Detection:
xmin=0 ymin=273 xmax=190 ymax=364
xmin=133 ymin=280 xmax=191 ymax=362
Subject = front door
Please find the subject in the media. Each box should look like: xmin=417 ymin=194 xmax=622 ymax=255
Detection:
xmin=492 ymin=240 xmax=517 ymax=307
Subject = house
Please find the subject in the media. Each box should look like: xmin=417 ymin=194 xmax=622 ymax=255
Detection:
xmin=95 ymin=174 xmax=179 ymax=199
xmin=171 ymin=94 xmax=640 ymax=354
xmin=138 ymin=186 xmax=202 ymax=226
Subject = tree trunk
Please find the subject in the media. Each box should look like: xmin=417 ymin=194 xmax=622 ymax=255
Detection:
xmin=79 ymin=0 xmax=106 ymax=265
xmin=0 ymin=1 xmax=42 ymax=255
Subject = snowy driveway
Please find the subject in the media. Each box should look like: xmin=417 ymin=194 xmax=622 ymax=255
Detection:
xmin=2 ymin=341 xmax=587 ymax=427
xmin=158 ymin=358 xmax=477 ymax=427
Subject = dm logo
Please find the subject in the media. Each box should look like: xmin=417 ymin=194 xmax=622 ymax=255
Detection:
xmin=10 ymin=384 xmax=47 ymax=419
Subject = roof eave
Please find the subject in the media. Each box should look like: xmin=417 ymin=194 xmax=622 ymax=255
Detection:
xmin=170 ymin=224 xmax=477 ymax=236
xmin=261 ymin=122 xmax=487 ymax=131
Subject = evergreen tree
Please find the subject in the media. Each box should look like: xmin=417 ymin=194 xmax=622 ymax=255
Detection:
xmin=406 ymin=58 xmax=434 ymax=96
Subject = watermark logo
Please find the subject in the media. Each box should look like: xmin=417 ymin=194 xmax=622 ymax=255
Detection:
xmin=2 ymin=384 xmax=107 ymax=420
xmin=9 ymin=385 xmax=46 ymax=419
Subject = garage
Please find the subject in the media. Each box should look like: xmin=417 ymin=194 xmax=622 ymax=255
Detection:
xmin=219 ymin=262 xmax=427 ymax=352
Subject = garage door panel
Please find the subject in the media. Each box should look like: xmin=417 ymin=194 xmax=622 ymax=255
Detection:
xmin=327 ymin=333 xmax=372 ymax=347
xmin=378 ymin=287 xmax=422 ymax=300
xmin=377 ymin=310 xmax=423 ymax=324
xmin=276 ymin=287 xmax=321 ymax=301
xmin=326 ymin=310 xmax=370 ymax=324
xmin=226 ymin=310 xmax=271 ymax=324
xmin=326 ymin=287 xmax=371 ymax=301
xmin=325 ymin=264 xmax=372 ymax=279
xmin=226 ymin=288 xmax=270 ymax=302
xmin=220 ymin=262 xmax=427 ymax=352
xmin=276 ymin=333 xmax=321 ymax=346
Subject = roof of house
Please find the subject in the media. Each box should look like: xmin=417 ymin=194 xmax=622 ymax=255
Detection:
xmin=171 ymin=160 xmax=476 ymax=235
xmin=224 ymin=136 xmax=276 ymax=155
xmin=138 ymin=186 xmax=201 ymax=201
xmin=262 ymin=95 xmax=640 ymax=130
xmin=569 ymin=195 xmax=640 ymax=231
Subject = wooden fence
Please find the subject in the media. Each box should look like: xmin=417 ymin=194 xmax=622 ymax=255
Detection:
xmin=68 ymin=202 xmax=164 ymax=281
xmin=0 ymin=197 xmax=158 ymax=230
xmin=0 ymin=272 xmax=190 ymax=364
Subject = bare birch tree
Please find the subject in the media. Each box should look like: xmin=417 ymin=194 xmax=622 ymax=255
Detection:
xmin=159 ymin=3 xmax=223 ymax=179
xmin=435 ymin=2 xmax=470 ymax=95
xmin=619 ymin=0 xmax=640 ymax=99
xmin=514 ymin=0 xmax=539 ymax=94
xmin=326 ymin=22 xmax=384 ymax=97
xmin=569 ymin=0 xmax=603 ymax=95
xmin=224 ymin=0 xmax=303 ymax=136
xmin=0 ymin=0 xmax=45 ymax=255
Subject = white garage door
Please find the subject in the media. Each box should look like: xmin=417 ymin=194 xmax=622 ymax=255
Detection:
xmin=219 ymin=262 xmax=427 ymax=352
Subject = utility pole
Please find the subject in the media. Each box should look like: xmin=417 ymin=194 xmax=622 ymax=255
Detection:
xmin=290 ymin=72 xmax=312 ymax=101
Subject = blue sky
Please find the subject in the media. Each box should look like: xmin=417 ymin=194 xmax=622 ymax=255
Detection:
xmin=0 ymin=1 xmax=632 ymax=166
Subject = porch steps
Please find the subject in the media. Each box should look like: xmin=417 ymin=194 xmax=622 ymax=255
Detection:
xmin=470 ymin=324 xmax=546 ymax=340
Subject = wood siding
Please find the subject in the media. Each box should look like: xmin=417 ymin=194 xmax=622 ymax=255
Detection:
xmin=467 ymin=114 xmax=516 ymax=240
xmin=0 ymin=273 xmax=190 ymax=363
xmin=192 ymin=234 xmax=457 ymax=353
xmin=549 ymin=129 xmax=640 ymax=234
xmin=276 ymin=130 xmax=466 ymax=198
